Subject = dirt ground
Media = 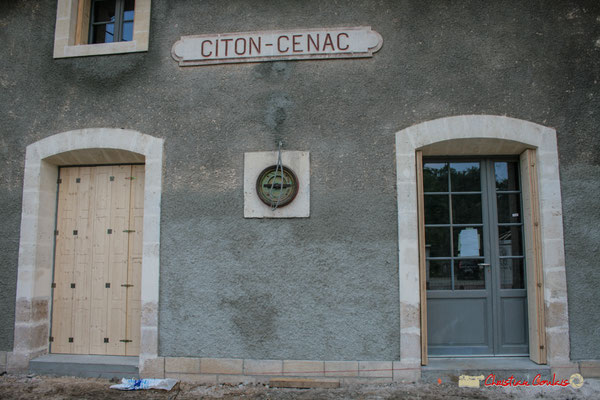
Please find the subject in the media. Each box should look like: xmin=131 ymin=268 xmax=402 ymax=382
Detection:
xmin=0 ymin=374 xmax=598 ymax=400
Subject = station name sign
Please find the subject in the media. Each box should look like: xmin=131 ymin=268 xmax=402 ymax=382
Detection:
xmin=172 ymin=26 xmax=383 ymax=66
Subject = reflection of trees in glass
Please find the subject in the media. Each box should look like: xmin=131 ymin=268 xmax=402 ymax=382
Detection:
xmin=497 ymin=178 xmax=508 ymax=189
xmin=452 ymin=194 xmax=482 ymax=224
xmin=424 ymin=195 xmax=449 ymax=224
xmin=424 ymin=163 xmax=447 ymax=192
xmin=425 ymin=227 xmax=450 ymax=257
xmin=450 ymin=164 xmax=480 ymax=192
xmin=425 ymin=164 xmax=482 ymax=224
xmin=495 ymin=162 xmax=519 ymax=191
xmin=424 ymin=162 xmax=482 ymax=193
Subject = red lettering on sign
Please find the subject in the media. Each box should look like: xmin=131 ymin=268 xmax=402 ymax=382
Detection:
xmin=277 ymin=35 xmax=289 ymax=53
xmin=249 ymin=37 xmax=261 ymax=55
xmin=235 ymin=38 xmax=246 ymax=55
xmin=222 ymin=38 xmax=233 ymax=56
xmin=337 ymin=33 xmax=349 ymax=50
xmin=292 ymin=34 xmax=302 ymax=53
xmin=307 ymin=34 xmax=319 ymax=52
xmin=323 ymin=33 xmax=335 ymax=51
xmin=323 ymin=33 xmax=334 ymax=51
xmin=201 ymin=40 xmax=212 ymax=57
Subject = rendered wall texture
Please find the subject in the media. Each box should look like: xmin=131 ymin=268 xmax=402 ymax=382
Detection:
xmin=0 ymin=1 xmax=599 ymax=360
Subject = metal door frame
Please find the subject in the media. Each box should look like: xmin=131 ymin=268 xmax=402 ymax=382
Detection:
xmin=483 ymin=159 xmax=529 ymax=356
xmin=424 ymin=156 xmax=529 ymax=357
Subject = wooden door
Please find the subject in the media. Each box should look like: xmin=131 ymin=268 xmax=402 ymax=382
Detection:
xmin=51 ymin=165 xmax=144 ymax=356
xmin=125 ymin=165 xmax=144 ymax=356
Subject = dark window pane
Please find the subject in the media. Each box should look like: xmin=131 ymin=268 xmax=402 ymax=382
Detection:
xmin=423 ymin=163 xmax=448 ymax=192
xmin=93 ymin=0 xmax=116 ymax=23
xmin=450 ymin=162 xmax=480 ymax=192
xmin=427 ymin=259 xmax=452 ymax=290
xmin=124 ymin=0 xmax=135 ymax=12
xmin=425 ymin=194 xmax=449 ymax=224
xmin=495 ymin=161 xmax=520 ymax=191
xmin=453 ymin=226 xmax=483 ymax=257
xmin=497 ymin=193 xmax=522 ymax=223
xmin=499 ymin=258 xmax=525 ymax=289
xmin=452 ymin=194 xmax=482 ymax=224
xmin=425 ymin=227 xmax=451 ymax=257
xmin=454 ymin=259 xmax=485 ymax=290
xmin=122 ymin=21 xmax=133 ymax=41
xmin=498 ymin=226 xmax=523 ymax=256
xmin=92 ymin=23 xmax=115 ymax=43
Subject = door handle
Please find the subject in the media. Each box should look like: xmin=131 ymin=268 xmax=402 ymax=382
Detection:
xmin=478 ymin=263 xmax=491 ymax=267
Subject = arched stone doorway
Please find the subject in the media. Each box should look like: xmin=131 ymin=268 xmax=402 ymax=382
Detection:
xmin=10 ymin=128 xmax=163 ymax=374
xmin=395 ymin=116 xmax=571 ymax=374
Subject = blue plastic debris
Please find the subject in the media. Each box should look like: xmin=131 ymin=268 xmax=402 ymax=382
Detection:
xmin=110 ymin=378 xmax=178 ymax=391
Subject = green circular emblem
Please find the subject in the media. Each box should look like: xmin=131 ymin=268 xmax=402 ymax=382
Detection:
xmin=256 ymin=165 xmax=299 ymax=208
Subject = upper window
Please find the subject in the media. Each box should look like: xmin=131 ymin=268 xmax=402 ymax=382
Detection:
xmin=89 ymin=0 xmax=135 ymax=44
xmin=53 ymin=0 xmax=151 ymax=58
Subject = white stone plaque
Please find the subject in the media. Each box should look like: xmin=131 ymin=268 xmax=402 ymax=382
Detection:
xmin=244 ymin=151 xmax=310 ymax=218
xmin=172 ymin=26 xmax=383 ymax=66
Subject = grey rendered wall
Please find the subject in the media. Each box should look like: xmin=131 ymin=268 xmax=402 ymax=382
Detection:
xmin=0 ymin=0 xmax=599 ymax=360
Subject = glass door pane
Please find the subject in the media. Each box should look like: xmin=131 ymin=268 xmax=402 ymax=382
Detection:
xmin=490 ymin=161 xmax=528 ymax=355
xmin=424 ymin=161 xmax=485 ymax=292
xmin=426 ymin=159 xmax=492 ymax=356
xmin=493 ymin=161 xmax=525 ymax=290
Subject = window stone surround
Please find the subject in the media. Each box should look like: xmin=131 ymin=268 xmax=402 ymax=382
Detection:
xmin=53 ymin=0 xmax=151 ymax=58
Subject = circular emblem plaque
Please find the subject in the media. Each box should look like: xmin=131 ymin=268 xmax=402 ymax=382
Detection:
xmin=256 ymin=165 xmax=299 ymax=208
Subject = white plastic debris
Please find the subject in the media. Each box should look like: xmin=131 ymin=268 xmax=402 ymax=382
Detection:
xmin=110 ymin=378 xmax=179 ymax=391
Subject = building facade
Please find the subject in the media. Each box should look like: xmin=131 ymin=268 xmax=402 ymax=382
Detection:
xmin=1 ymin=0 xmax=599 ymax=383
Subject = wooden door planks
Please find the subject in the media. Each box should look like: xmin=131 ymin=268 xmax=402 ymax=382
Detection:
xmin=125 ymin=165 xmax=144 ymax=356
xmin=51 ymin=165 xmax=143 ymax=356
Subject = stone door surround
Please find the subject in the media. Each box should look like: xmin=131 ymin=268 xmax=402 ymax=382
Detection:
xmin=10 ymin=128 xmax=163 ymax=373
xmin=395 ymin=115 xmax=574 ymax=375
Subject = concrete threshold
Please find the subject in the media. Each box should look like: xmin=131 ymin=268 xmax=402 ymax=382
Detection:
xmin=422 ymin=357 xmax=551 ymax=383
xmin=29 ymin=354 xmax=139 ymax=379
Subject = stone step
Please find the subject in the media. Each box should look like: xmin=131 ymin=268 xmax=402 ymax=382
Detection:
xmin=422 ymin=357 xmax=552 ymax=384
xmin=29 ymin=354 xmax=139 ymax=379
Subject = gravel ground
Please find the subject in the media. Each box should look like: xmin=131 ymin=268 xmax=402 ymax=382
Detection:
xmin=0 ymin=374 xmax=598 ymax=399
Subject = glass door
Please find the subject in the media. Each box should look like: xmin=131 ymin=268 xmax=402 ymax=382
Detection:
xmin=424 ymin=159 xmax=528 ymax=356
